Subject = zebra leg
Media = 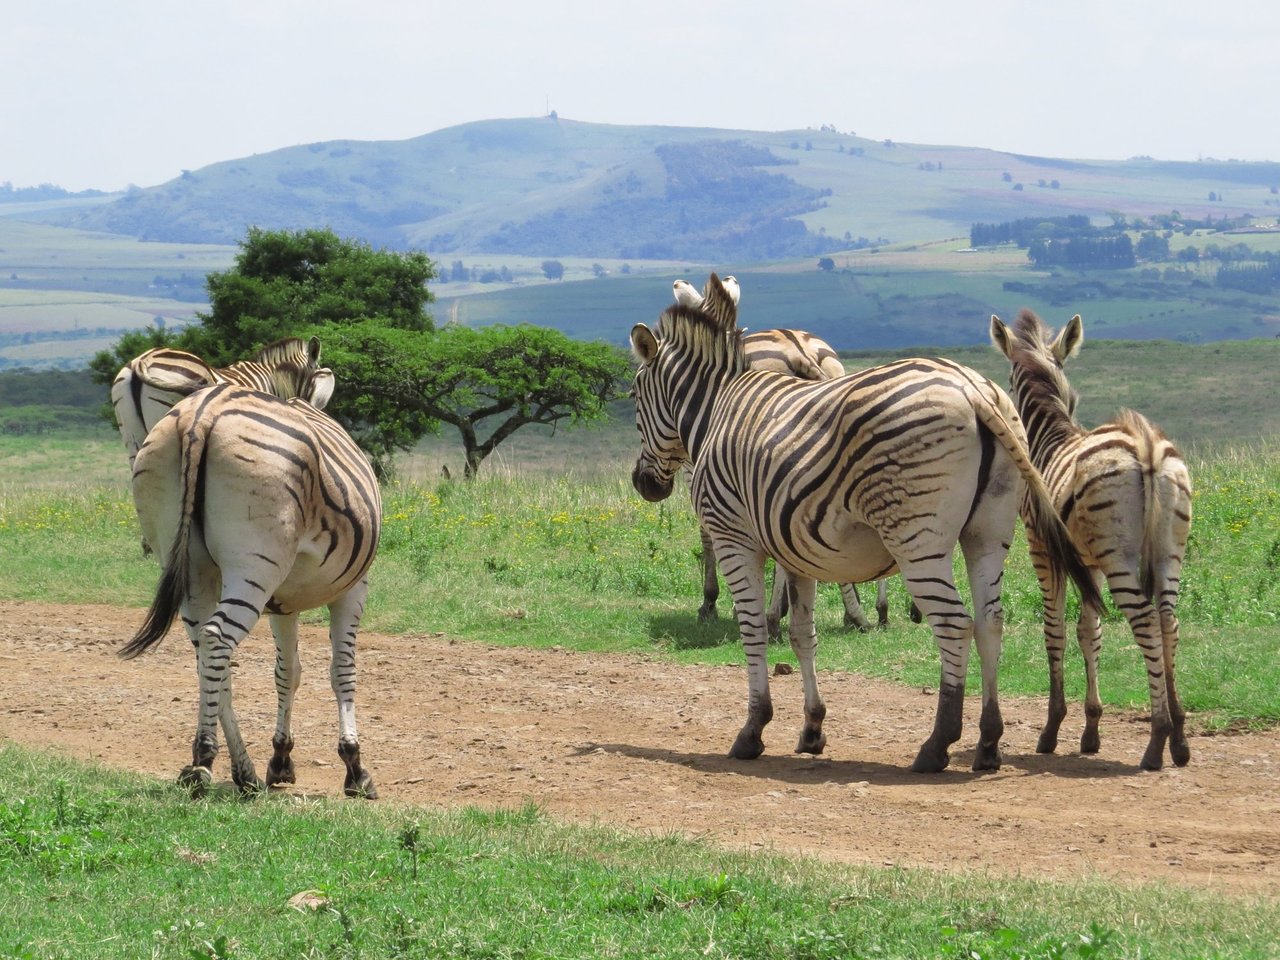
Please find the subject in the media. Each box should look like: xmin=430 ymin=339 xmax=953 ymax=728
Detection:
xmin=900 ymin=559 xmax=973 ymax=773
xmin=1030 ymin=534 xmax=1071 ymax=755
xmin=1075 ymin=582 xmax=1105 ymax=755
xmin=874 ymin=579 xmax=889 ymax=628
xmin=329 ymin=582 xmax=377 ymax=799
xmin=186 ymin=613 xmax=262 ymax=796
xmin=838 ymin=582 xmax=873 ymax=632
xmin=265 ymin=613 xmax=301 ymax=788
xmin=719 ymin=547 xmax=773 ymax=760
xmin=961 ymin=529 xmax=1009 ymax=772
xmin=1104 ymin=568 xmax=1172 ymax=771
xmin=1161 ymin=604 xmax=1190 ymax=767
xmin=766 ymin=564 xmax=791 ymax=641
xmin=697 ymin=524 xmax=720 ymax=622
xmin=786 ymin=574 xmax=827 ymax=754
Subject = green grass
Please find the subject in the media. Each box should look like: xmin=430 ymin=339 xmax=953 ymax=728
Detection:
xmin=2 ymin=431 xmax=1278 ymax=733
xmin=2 ymin=743 xmax=1275 ymax=960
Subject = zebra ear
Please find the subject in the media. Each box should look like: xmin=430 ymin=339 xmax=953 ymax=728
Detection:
xmin=307 ymin=369 xmax=335 ymax=410
xmin=307 ymin=336 xmax=323 ymax=365
xmin=672 ymin=279 xmax=702 ymax=308
xmin=700 ymin=273 xmax=738 ymax=330
xmin=989 ymin=315 xmax=1015 ymax=359
xmin=721 ymin=275 xmax=741 ymax=306
xmin=631 ymin=323 xmax=659 ymax=364
xmin=1052 ymin=315 xmax=1084 ymax=363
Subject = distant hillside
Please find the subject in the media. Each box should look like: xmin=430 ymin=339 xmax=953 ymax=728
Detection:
xmin=49 ymin=117 xmax=1280 ymax=262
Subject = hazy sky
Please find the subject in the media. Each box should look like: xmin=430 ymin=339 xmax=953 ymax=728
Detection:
xmin=4 ymin=0 xmax=1277 ymax=192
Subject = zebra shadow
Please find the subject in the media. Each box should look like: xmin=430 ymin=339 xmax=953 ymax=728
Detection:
xmin=644 ymin=613 xmax=739 ymax=650
xmin=576 ymin=742 xmax=1140 ymax=785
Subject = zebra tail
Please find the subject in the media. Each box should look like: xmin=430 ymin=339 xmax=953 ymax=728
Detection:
xmin=969 ymin=391 xmax=1104 ymax=613
xmin=119 ymin=394 xmax=213 ymax=660
xmin=1122 ymin=410 xmax=1164 ymax=605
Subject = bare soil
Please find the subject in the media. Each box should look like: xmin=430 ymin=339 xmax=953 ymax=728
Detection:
xmin=2 ymin=600 xmax=1277 ymax=895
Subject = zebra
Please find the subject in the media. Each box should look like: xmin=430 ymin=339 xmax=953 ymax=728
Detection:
xmin=119 ymin=382 xmax=381 ymax=798
xmin=991 ymin=310 xmax=1193 ymax=770
xmin=111 ymin=336 xmax=334 ymax=474
xmin=630 ymin=273 xmax=1100 ymax=772
xmin=673 ymin=278 xmax=897 ymax=633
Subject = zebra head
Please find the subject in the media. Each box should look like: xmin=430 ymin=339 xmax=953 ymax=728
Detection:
xmin=243 ymin=336 xmax=335 ymax=410
xmin=990 ymin=310 xmax=1083 ymax=420
xmin=630 ymin=273 xmax=747 ymax=503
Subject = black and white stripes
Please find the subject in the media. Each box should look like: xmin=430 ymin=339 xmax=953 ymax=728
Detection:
xmin=631 ymin=274 xmax=1100 ymax=772
xmin=121 ymin=381 xmax=381 ymax=797
xmin=991 ymin=310 xmax=1194 ymax=770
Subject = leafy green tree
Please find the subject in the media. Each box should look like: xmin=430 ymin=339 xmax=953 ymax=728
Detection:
xmin=817 ymin=257 xmax=835 ymax=272
xmin=320 ymin=322 xmax=630 ymax=478
xmin=89 ymin=227 xmax=435 ymax=378
xmin=541 ymin=259 xmax=565 ymax=281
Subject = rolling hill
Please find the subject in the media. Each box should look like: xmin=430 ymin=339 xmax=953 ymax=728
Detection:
xmin=38 ymin=116 xmax=1280 ymax=260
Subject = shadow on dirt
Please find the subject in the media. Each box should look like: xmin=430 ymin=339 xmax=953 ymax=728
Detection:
xmin=575 ymin=741 xmax=1142 ymax=786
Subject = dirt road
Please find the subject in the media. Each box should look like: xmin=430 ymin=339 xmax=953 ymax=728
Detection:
xmin=2 ymin=600 xmax=1276 ymax=894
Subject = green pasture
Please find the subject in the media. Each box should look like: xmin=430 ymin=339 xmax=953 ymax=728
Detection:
xmin=1 ymin=424 xmax=1278 ymax=733
xmin=5 ymin=745 xmax=1276 ymax=960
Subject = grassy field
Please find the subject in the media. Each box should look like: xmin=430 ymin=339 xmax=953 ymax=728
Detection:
xmin=6 ymin=745 xmax=1277 ymax=960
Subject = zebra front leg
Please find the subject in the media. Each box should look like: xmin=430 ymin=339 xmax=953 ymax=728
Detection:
xmin=720 ymin=546 xmax=773 ymax=759
xmin=786 ymin=574 xmax=827 ymax=754
xmin=838 ymin=582 xmax=873 ymax=632
xmin=697 ymin=524 xmax=720 ymax=622
xmin=329 ymin=584 xmax=377 ymax=798
xmin=901 ymin=561 xmax=973 ymax=773
xmin=266 ymin=612 xmax=301 ymax=788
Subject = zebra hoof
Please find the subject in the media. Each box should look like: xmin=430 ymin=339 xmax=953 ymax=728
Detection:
xmin=235 ymin=774 xmax=265 ymax=797
xmin=1171 ymin=739 xmax=1191 ymax=767
xmin=909 ymin=744 xmax=950 ymax=774
xmin=266 ymin=758 xmax=297 ymax=788
xmin=795 ymin=728 xmax=826 ymax=755
xmin=697 ymin=603 xmax=718 ymax=623
xmin=178 ymin=765 xmax=212 ymax=797
xmin=1035 ymin=730 xmax=1059 ymax=754
xmin=765 ymin=616 xmax=782 ymax=642
xmin=729 ymin=730 xmax=765 ymax=760
xmin=1080 ymin=730 xmax=1101 ymax=755
xmin=842 ymin=614 xmax=872 ymax=634
xmin=972 ymin=743 xmax=1002 ymax=772
xmin=344 ymin=773 xmax=378 ymax=800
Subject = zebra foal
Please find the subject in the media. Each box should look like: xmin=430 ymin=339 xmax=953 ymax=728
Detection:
xmin=631 ymin=274 xmax=1099 ymax=772
xmin=674 ymin=277 xmax=890 ymax=633
xmin=991 ymin=310 xmax=1193 ymax=770
xmin=121 ymin=383 xmax=381 ymax=798
xmin=111 ymin=335 xmax=334 ymax=474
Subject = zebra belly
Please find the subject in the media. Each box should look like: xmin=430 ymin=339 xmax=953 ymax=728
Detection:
xmin=768 ymin=521 xmax=897 ymax=585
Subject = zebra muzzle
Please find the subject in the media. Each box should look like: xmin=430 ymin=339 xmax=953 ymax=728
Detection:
xmin=631 ymin=462 xmax=674 ymax=502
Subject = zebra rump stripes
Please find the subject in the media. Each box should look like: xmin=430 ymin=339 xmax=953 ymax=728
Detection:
xmin=122 ymin=383 xmax=381 ymax=798
xmin=992 ymin=310 xmax=1193 ymax=770
xmin=631 ymin=274 xmax=1100 ymax=772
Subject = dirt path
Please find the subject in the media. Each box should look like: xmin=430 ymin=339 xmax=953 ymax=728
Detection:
xmin=2 ymin=600 xmax=1277 ymax=895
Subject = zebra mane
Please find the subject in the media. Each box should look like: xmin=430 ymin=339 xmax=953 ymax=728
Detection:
xmin=1008 ymin=309 xmax=1080 ymax=425
xmin=251 ymin=337 xmax=315 ymax=369
xmin=654 ymin=303 xmax=748 ymax=375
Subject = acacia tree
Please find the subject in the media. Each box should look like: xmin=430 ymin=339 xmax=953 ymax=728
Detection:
xmin=320 ymin=322 xmax=631 ymax=478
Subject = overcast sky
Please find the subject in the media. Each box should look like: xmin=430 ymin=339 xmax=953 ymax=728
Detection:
xmin=4 ymin=0 xmax=1277 ymax=193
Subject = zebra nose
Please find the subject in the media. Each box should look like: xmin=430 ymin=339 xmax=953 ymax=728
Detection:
xmin=631 ymin=462 xmax=673 ymax=503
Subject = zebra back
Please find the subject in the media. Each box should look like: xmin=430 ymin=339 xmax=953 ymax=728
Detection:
xmin=122 ymin=383 xmax=379 ymax=658
xmin=743 ymin=329 xmax=844 ymax=381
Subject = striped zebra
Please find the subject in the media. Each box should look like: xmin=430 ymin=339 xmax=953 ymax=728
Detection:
xmin=120 ymin=382 xmax=381 ymax=798
xmin=991 ymin=310 xmax=1193 ymax=770
xmin=674 ymin=278 xmax=894 ymax=633
xmin=111 ymin=336 xmax=334 ymax=474
xmin=631 ymin=274 xmax=1100 ymax=771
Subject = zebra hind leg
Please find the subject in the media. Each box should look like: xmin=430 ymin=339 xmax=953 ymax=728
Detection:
xmin=266 ymin=613 xmax=302 ymax=788
xmin=329 ymin=585 xmax=378 ymax=799
xmin=900 ymin=561 xmax=973 ymax=773
xmin=838 ymin=582 xmax=873 ymax=632
xmin=697 ymin=524 xmax=719 ymax=622
xmin=786 ymin=575 xmax=827 ymax=754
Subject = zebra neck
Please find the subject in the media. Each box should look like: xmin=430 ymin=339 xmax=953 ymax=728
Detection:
xmin=1021 ymin=403 xmax=1080 ymax=471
